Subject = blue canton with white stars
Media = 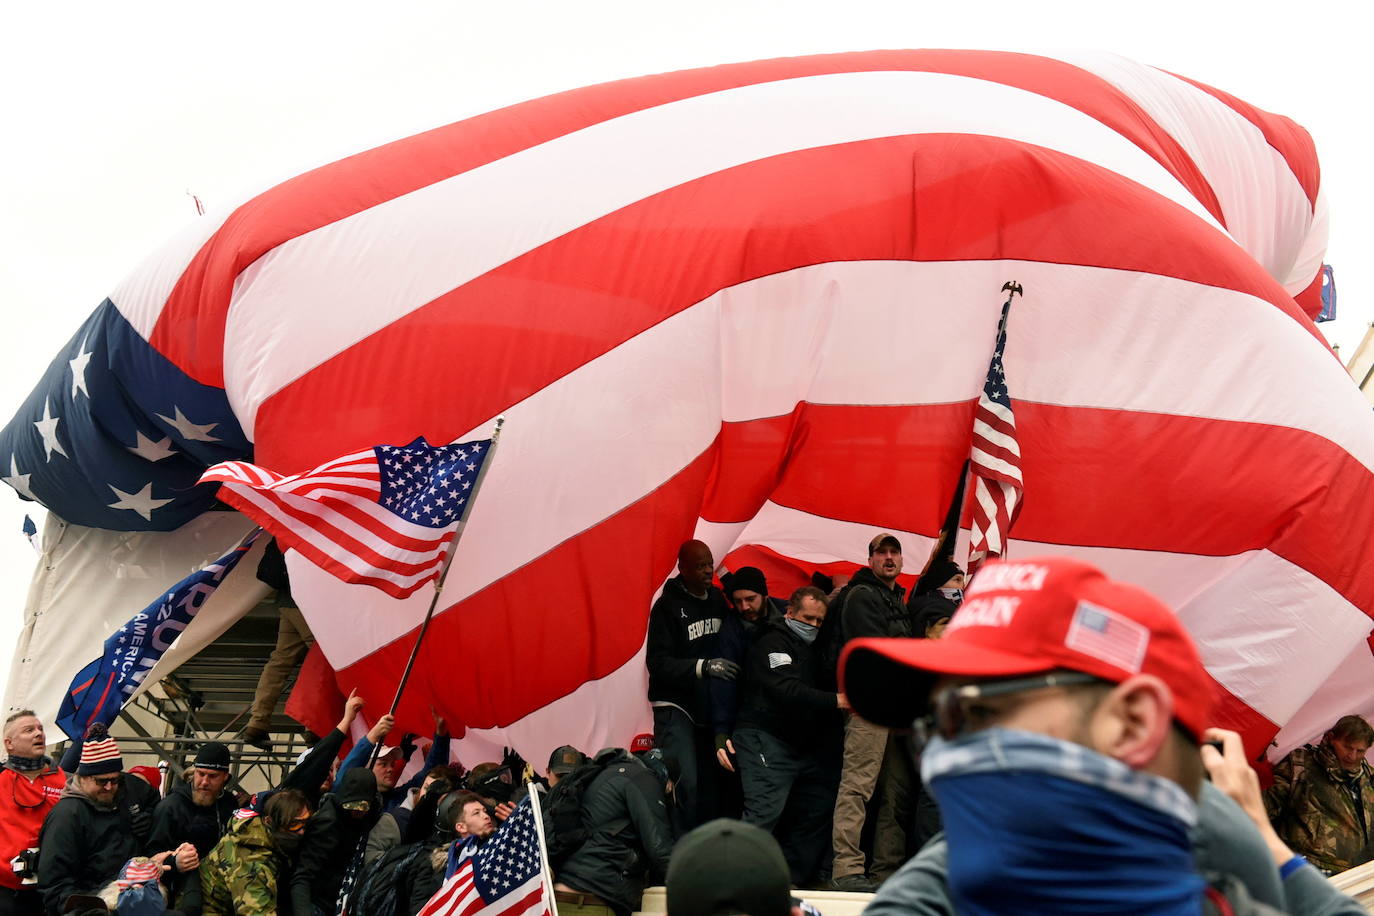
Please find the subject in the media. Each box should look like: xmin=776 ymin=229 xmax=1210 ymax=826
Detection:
xmin=377 ymin=437 xmax=492 ymax=528
xmin=983 ymin=315 xmax=1012 ymax=409
xmin=0 ymin=299 xmax=251 ymax=531
xmin=464 ymin=795 xmax=542 ymax=900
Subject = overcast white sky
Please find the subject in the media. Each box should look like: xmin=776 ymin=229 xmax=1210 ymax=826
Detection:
xmin=1 ymin=0 xmax=1370 ymax=701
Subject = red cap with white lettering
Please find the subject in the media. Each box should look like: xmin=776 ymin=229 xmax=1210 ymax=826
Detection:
xmin=839 ymin=555 xmax=1213 ymax=739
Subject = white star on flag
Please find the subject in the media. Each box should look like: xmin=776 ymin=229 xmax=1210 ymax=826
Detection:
xmin=107 ymin=482 xmax=174 ymax=521
xmin=156 ymin=406 xmax=221 ymax=442
xmin=128 ymin=431 xmax=178 ymax=462
xmin=34 ymin=400 xmax=68 ymax=461
xmin=3 ymin=456 xmax=34 ymax=501
xmin=69 ymin=344 xmax=93 ymax=399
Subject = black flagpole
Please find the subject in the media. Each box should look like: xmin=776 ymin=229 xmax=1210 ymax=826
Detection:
xmin=367 ymin=416 xmax=505 ymax=766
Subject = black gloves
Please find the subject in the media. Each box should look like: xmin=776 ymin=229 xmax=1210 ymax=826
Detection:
xmin=703 ymin=658 xmax=740 ymax=680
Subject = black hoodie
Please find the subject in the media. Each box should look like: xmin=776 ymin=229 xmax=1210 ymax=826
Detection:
xmin=291 ymin=767 xmax=382 ymax=915
xmin=646 ymin=576 xmax=731 ymax=722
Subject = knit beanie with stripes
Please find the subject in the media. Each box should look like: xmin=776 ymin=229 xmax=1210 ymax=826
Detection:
xmin=77 ymin=722 xmax=123 ymax=776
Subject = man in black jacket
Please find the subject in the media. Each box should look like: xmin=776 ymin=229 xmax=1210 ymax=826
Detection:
xmin=555 ymin=749 xmax=675 ymax=916
xmin=149 ymin=742 xmax=238 ymax=915
xmin=38 ymin=725 xmax=190 ymax=914
xmin=734 ymin=586 xmax=846 ymax=885
xmin=712 ymin=567 xmax=785 ymax=777
xmin=829 ymin=533 xmax=915 ymax=892
xmin=646 ymin=539 xmax=738 ymax=832
xmin=290 ymin=767 xmax=381 ymax=916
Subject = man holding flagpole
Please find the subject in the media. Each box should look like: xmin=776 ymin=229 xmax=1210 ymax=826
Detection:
xmin=418 ymin=791 xmax=552 ymax=916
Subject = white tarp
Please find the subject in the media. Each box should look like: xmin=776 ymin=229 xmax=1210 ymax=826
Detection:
xmin=5 ymin=510 xmax=268 ymax=739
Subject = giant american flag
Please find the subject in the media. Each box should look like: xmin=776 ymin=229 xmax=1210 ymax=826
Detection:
xmin=967 ymin=287 xmax=1023 ymax=576
xmin=418 ymin=795 xmax=550 ymax=916
xmin=0 ymin=51 xmax=1369 ymax=767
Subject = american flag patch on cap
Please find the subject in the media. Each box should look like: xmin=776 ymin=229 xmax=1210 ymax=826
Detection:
xmin=1065 ymin=601 xmax=1149 ymax=673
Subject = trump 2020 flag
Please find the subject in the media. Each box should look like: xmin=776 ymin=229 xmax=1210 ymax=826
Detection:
xmin=200 ymin=436 xmax=493 ymax=599
xmin=55 ymin=528 xmax=261 ymax=739
xmin=418 ymin=792 xmax=552 ymax=916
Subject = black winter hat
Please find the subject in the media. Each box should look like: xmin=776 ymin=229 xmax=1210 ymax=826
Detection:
xmin=725 ymin=566 xmax=767 ymax=597
xmin=667 ymin=819 xmax=790 ymax=916
xmin=924 ymin=557 xmax=964 ymax=590
xmin=194 ymin=741 xmax=231 ymax=771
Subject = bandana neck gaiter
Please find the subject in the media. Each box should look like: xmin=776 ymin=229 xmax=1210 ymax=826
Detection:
xmin=5 ymin=754 xmax=51 ymax=773
xmin=923 ymin=727 xmax=1203 ymax=916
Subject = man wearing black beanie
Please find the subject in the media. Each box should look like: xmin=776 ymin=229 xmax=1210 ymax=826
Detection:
xmin=150 ymin=741 xmax=239 ymax=914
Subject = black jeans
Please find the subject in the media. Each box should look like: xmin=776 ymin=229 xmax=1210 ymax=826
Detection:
xmin=653 ymin=705 xmax=719 ymax=836
xmin=735 ymin=727 xmax=839 ymax=885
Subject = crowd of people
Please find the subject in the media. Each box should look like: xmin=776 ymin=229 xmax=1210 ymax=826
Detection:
xmin=0 ymin=535 xmax=1372 ymax=914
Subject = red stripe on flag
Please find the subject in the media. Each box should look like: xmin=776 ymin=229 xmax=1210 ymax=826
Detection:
xmin=254 ymin=132 xmax=1310 ymax=476
xmin=1166 ymin=72 xmax=1320 ymax=207
xmin=149 ymin=51 xmax=1226 ymax=387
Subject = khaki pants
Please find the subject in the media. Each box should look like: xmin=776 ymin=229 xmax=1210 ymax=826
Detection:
xmin=831 ymin=714 xmax=914 ymax=879
xmin=247 ymin=600 xmax=315 ymax=731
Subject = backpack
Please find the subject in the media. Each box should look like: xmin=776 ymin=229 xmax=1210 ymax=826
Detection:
xmin=345 ymin=840 xmax=431 ymax=916
xmin=541 ymin=755 xmax=614 ymax=869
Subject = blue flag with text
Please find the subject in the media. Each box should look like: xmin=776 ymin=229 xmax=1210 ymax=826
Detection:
xmin=55 ymin=528 xmax=261 ymax=739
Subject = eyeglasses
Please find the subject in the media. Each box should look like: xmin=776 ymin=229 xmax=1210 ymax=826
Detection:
xmin=285 ymin=814 xmax=312 ymax=834
xmin=89 ymin=776 xmax=122 ymax=789
xmin=911 ymin=671 xmax=1104 ymax=755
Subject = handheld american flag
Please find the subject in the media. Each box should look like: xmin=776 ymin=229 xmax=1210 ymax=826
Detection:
xmin=200 ymin=435 xmax=493 ymax=599
xmin=418 ymin=793 xmax=552 ymax=916
xmin=968 ymin=285 xmax=1024 ymax=576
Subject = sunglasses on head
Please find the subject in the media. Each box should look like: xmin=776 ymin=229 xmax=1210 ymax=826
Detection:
xmin=911 ymin=671 xmax=1104 ymax=755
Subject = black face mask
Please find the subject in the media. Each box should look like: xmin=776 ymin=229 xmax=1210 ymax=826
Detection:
xmin=271 ymin=830 xmax=303 ymax=857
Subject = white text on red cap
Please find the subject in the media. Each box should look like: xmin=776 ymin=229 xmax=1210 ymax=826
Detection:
xmin=944 ymin=596 xmax=1020 ymax=635
xmin=966 ymin=562 xmax=1050 ymax=596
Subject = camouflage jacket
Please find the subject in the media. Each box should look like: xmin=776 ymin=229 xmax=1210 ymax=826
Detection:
xmin=200 ymin=814 xmax=286 ymax=916
xmin=1264 ymin=742 xmax=1374 ymax=873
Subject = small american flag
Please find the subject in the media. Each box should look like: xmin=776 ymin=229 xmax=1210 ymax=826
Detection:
xmin=1065 ymin=601 xmax=1150 ymax=673
xmin=200 ymin=435 xmax=493 ymax=598
xmin=418 ymin=794 xmax=551 ymax=916
xmin=968 ymin=286 xmax=1024 ymax=576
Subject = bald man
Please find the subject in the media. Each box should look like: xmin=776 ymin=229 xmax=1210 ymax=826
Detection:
xmin=647 ymin=539 xmax=737 ymax=834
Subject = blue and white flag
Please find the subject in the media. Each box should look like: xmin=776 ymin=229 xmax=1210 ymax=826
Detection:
xmin=55 ymin=528 xmax=261 ymax=739
xmin=21 ymin=515 xmax=39 ymax=553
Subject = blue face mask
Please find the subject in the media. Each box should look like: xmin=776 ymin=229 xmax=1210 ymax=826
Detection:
xmin=784 ymin=617 xmax=818 ymax=644
xmin=923 ymin=728 xmax=1202 ymax=915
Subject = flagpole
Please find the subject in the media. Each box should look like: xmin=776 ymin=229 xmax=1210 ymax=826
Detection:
xmin=368 ymin=417 xmax=505 ymax=766
xmin=526 ymin=780 xmax=560 ymax=916
xmin=917 ymin=459 xmax=969 ymax=586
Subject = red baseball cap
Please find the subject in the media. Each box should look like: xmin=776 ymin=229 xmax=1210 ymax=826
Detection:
xmin=630 ymin=733 xmax=655 ymax=753
xmin=840 ymin=556 xmax=1214 ymax=739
